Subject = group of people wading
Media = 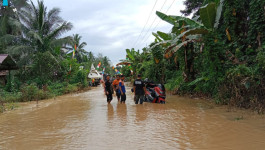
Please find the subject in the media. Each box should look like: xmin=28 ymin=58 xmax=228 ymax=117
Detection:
xmin=103 ymin=74 xmax=146 ymax=104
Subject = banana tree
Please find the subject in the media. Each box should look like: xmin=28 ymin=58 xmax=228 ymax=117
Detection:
xmin=125 ymin=48 xmax=139 ymax=76
xmin=155 ymin=0 xmax=224 ymax=54
xmin=119 ymin=48 xmax=146 ymax=76
xmin=150 ymin=0 xmax=224 ymax=81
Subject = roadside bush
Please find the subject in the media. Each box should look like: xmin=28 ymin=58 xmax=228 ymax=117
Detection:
xmin=63 ymin=83 xmax=79 ymax=94
xmin=0 ymin=81 xmax=85 ymax=113
xmin=216 ymin=64 xmax=265 ymax=112
xmin=20 ymin=83 xmax=39 ymax=102
xmin=36 ymin=90 xmax=52 ymax=100
xmin=257 ymin=46 xmax=265 ymax=74
xmin=47 ymin=82 xmax=79 ymax=95
xmin=47 ymin=82 xmax=67 ymax=96
xmin=4 ymin=77 xmax=15 ymax=92
xmin=165 ymin=71 xmax=184 ymax=93
xmin=0 ymin=90 xmax=21 ymax=112
xmin=0 ymin=90 xmax=22 ymax=103
xmin=0 ymin=105 xmax=4 ymax=113
xmin=72 ymin=70 xmax=88 ymax=87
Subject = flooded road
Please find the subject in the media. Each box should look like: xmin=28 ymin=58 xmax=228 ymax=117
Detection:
xmin=0 ymin=85 xmax=265 ymax=150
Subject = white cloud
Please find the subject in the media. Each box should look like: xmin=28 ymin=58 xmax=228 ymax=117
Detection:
xmin=32 ymin=0 xmax=185 ymax=65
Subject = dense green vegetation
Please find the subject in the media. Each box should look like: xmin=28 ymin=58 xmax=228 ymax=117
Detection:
xmin=1 ymin=0 xmax=265 ymax=113
xmin=0 ymin=0 xmax=112 ymax=112
xmin=121 ymin=0 xmax=265 ymax=112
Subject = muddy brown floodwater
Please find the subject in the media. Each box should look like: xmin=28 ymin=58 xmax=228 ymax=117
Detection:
xmin=1 ymin=85 xmax=265 ymax=150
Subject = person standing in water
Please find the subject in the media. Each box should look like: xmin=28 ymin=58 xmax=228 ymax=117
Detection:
xmin=112 ymin=75 xmax=121 ymax=102
xmin=119 ymin=75 xmax=126 ymax=103
xmin=133 ymin=74 xmax=146 ymax=104
xmin=104 ymin=75 xmax=113 ymax=103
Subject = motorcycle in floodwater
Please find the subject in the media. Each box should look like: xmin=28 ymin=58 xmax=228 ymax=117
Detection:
xmin=131 ymin=80 xmax=166 ymax=104
xmin=144 ymin=81 xmax=166 ymax=104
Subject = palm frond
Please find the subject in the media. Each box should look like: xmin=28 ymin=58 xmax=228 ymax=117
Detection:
xmin=50 ymin=36 xmax=73 ymax=47
xmin=19 ymin=9 xmax=33 ymax=29
xmin=5 ymin=45 xmax=35 ymax=56
xmin=37 ymin=0 xmax=45 ymax=31
xmin=79 ymin=42 xmax=87 ymax=49
xmin=27 ymin=31 xmax=43 ymax=44
xmin=30 ymin=0 xmax=38 ymax=22
xmin=47 ymin=22 xmax=73 ymax=39
xmin=47 ymin=7 xmax=63 ymax=23
xmin=0 ymin=34 xmax=18 ymax=44
xmin=8 ymin=18 xmax=22 ymax=35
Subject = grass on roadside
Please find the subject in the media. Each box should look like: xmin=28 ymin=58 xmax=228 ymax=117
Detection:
xmin=0 ymin=82 xmax=88 ymax=113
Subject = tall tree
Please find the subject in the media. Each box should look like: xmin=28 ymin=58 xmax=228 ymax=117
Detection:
xmin=70 ymin=34 xmax=88 ymax=63
xmin=88 ymin=51 xmax=95 ymax=62
xmin=180 ymin=0 xmax=204 ymax=16
xmin=0 ymin=0 xmax=27 ymax=52
xmin=6 ymin=0 xmax=73 ymax=66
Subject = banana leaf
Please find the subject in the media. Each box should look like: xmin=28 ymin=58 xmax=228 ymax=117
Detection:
xmin=188 ymin=77 xmax=206 ymax=86
xmin=199 ymin=3 xmax=216 ymax=29
xmin=165 ymin=40 xmax=192 ymax=54
xmin=149 ymin=40 xmax=172 ymax=50
xmin=214 ymin=0 xmax=224 ymax=28
xmin=173 ymin=18 xmax=203 ymax=29
xmin=156 ymin=11 xmax=203 ymax=28
xmin=126 ymin=49 xmax=135 ymax=61
xmin=156 ymin=11 xmax=176 ymax=25
xmin=171 ymin=28 xmax=207 ymax=44
xmin=152 ymin=33 xmax=162 ymax=42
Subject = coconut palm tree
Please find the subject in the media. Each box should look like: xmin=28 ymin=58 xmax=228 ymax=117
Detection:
xmin=0 ymin=0 xmax=28 ymax=13
xmin=6 ymin=0 xmax=73 ymax=66
xmin=0 ymin=0 xmax=27 ymax=53
xmin=88 ymin=51 xmax=95 ymax=62
xmin=69 ymin=34 xmax=88 ymax=63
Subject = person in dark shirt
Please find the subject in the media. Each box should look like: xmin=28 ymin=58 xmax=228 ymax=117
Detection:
xmin=133 ymin=74 xmax=146 ymax=104
xmin=104 ymin=75 xmax=113 ymax=103
xmin=119 ymin=75 xmax=126 ymax=103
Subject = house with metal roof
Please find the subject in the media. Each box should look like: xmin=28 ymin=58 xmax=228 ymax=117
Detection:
xmin=0 ymin=54 xmax=18 ymax=85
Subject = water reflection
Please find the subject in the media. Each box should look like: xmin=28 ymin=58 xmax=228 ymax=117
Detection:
xmin=135 ymin=105 xmax=148 ymax=123
xmin=116 ymin=103 xmax=127 ymax=126
xmin=107 ymin=103 xmax=114 ymax=121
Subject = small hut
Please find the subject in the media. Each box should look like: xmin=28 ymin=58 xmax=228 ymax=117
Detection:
xmin=0 ymin=54 xmax=18 ymax=85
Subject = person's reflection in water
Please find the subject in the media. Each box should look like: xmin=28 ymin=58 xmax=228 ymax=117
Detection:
xmin=116 ymin=103 xmax=127 ymax=126
xmin=107 ymin=103 xmax=114 ymax=121
xmin=135 ymin=105 xmax=148 ymax=123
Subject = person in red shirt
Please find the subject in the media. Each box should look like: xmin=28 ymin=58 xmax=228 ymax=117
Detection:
xmin=112 ymin=75 xmax=121 ymax=102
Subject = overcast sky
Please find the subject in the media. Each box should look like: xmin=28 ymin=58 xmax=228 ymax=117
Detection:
xmin=33 ymin=0 xmax=185 ymax=65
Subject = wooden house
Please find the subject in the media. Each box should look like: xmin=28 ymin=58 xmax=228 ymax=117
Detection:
xmin=0 ymin=54 xmax=18 ymax=86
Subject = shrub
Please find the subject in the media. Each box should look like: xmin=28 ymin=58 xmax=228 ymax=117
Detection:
xmin=47 ymin=82 xmax=79 ymax=95
xmin=20 ymin=83 xmax=39 ymax=102
xmin=47 ymin=82 xmax=67 ymax=96
xmin=63 ymin=83 xmax=79 ymax=94
xmin=0 ymin=89 xmax=22 ymax=103
xmin=36 ymin=90 xmax=52 ymax=100
xmin=70 ymin=70 xmax=88 ymax=87
xmin=4 ymin=77 xmax=15 ymax=92
xmin=165 ymin=71 xmax=184 ymax=93
xmin=217 ymin=64 xmax=265 ymax=112
xmin=0 ymin=105 xmax=4 ymax=113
